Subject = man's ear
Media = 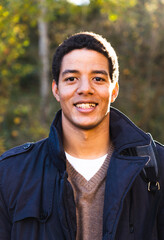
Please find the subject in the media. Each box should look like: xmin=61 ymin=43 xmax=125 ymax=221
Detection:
xmin=111 ymin=81 xmax=119 ymax=103
xmin=52 ymin=80 xmax=60 ymax=102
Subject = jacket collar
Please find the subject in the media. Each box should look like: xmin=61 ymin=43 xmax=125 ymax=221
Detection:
xmin=110 ymin=107 xmax=150 ymax=151
xmin=48 ymin=107 xmax=151 ymax=172
xmin=48 ymin=109 xmax=66 ymax=173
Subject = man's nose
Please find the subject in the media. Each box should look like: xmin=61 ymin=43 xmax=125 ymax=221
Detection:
xmin=76 ymin=77 xmax=94 ymax=95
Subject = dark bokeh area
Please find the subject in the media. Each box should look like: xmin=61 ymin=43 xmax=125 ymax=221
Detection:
xmin=0 ymin=0 xmax=164 ymax=154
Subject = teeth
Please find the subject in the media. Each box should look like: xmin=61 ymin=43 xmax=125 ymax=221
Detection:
xmin=76 ymin=103 xmax=96 ymax=109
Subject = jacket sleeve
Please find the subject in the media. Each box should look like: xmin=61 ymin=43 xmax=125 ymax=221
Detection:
xmin=0 ymin=186 xmax=11 ymax=239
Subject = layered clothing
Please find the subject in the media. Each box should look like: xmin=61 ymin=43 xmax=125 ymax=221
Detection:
xmin=0 ymin=108 xmax=164 ymax=240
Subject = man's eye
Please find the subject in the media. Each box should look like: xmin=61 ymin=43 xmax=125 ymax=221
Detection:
xmin=66 ymin=77 xmax=76 ymax=82
xmin=94 ymin=77 xmax=105 ymax=82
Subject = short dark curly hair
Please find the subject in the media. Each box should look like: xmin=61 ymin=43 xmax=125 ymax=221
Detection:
xmin=52 ymin=32 xmax=119 ymax=85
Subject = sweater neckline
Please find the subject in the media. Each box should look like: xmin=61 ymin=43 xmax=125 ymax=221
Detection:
xmin=66 ymin=144 xmax=114 ymax=190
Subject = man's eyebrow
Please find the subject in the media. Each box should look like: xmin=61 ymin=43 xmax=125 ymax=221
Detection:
xmin=91 ymin=70 xmax=108 ymax=76
xmin=61 ymin=69 xmax=79 ymax=76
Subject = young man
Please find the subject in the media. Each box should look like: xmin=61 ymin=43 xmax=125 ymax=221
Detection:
xmin=0 ymin=32 xmax=164 ymax=240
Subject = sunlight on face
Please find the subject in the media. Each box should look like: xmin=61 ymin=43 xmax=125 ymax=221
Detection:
xmin=52 ymin=49 xmax=118 ymax=131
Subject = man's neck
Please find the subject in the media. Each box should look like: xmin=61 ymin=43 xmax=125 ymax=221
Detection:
xmin=62 ymin=114 xmax=111 ymax=159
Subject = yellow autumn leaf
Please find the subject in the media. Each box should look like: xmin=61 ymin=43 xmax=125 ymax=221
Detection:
xmin=3 ymin=11 xmax=9 ymax=17
xmin=13 ymin=117 xmax=21 ymax=125
xmin=109 ymin=14 xmax=118 ymax=22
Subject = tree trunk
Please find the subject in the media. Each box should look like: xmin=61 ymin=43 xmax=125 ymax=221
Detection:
xmin=38 ymin=0 xmax=49 ymax=123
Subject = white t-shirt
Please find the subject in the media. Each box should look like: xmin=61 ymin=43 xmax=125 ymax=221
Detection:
xmin=65 ymin=152 xmax=108 ymax=181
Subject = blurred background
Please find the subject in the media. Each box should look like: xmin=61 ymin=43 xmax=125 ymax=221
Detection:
xmin=0 ymin=0 xmax=164 ymax=154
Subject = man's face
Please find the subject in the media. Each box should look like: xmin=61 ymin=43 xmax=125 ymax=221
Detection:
xmin=52 ymin=49 xmax=118 ymax=131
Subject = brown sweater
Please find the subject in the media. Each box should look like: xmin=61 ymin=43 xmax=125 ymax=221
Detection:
xmin=66 ymin=145 xmax=114 ymax=240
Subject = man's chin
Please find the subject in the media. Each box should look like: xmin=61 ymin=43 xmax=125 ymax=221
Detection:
xmin=73 ymin=121 xmax=101 ymax=131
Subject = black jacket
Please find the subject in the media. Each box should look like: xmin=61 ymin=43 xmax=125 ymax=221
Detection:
xmin=0 ymin=107 xmax=164 ymax=240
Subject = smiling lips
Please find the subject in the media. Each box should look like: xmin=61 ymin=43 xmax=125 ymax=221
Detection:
xmin=74 ymin=103 xmax=98 ymax=109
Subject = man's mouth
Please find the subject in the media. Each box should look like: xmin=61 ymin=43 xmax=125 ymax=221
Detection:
xmin=74 ymin=103 xmax=97 ymax=109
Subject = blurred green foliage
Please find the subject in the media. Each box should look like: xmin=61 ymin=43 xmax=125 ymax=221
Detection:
xmin=0 ymin=0 xmax=164 ymax=154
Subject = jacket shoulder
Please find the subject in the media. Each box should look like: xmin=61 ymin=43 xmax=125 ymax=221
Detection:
xmin=0 ymin=138 xmax=47 ymax=162
xmin=0 ymin=142 xmax=34 ymax=162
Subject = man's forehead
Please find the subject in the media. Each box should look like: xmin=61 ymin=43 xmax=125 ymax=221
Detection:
xmin=59 ymin=49 xmax=110 ymax=79
xmin=60 ymin=49 xmax=109 ymax=66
